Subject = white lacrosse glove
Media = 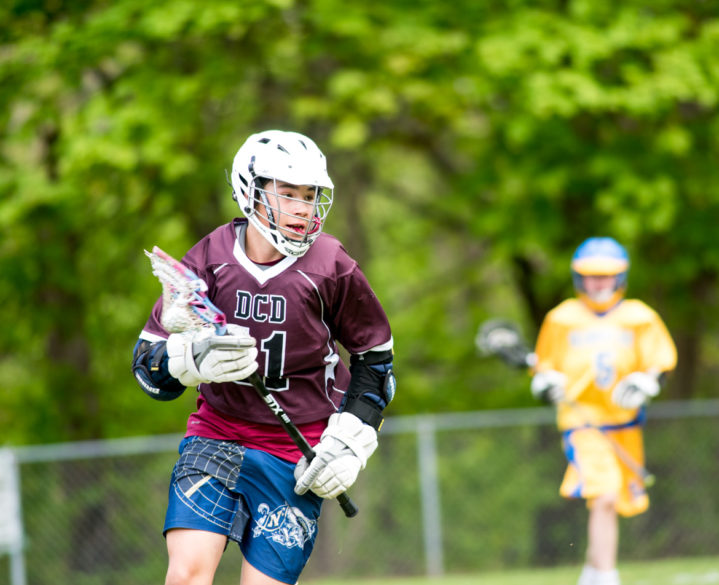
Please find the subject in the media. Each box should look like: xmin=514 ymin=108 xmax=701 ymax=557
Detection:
xmin=166 ymin=324 xmax=258 ymax=387
xmin=612 ymin=372 xmax=660 ymax=409
xmin=531 ymin=370 xmax=567 ymax=404
xmin=294 ymin=412 xmax=378 ymax=500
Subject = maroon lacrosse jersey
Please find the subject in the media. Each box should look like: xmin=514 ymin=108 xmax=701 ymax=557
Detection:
xmin=140 ymin=219 xmax=392 ymax=453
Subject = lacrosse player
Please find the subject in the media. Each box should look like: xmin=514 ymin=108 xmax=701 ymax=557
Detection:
xmin=530 ymin=237 xmax=676 ymax=585
xmin=132 ymin=130 xmax=395 ymax=585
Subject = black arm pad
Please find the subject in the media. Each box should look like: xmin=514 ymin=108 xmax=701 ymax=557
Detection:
xmin=342 ymin=349 xmax=395 ymax=431
xmin=132 ymin=339 xmax=186 ymax=401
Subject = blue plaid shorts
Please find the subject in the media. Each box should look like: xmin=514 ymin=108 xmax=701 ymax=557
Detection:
xmin=165 ymin=436 xmax=323 ymax=584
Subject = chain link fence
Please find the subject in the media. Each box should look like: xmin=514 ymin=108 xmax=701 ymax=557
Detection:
xmin=1 ymin=401 xmax=718 ymax=585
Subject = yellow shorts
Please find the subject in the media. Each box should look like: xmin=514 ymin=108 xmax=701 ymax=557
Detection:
xmin=559 ymin=424 xmax=649 ymax=517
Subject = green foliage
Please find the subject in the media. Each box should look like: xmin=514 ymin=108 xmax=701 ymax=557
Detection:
xmin=1 ymin=0 xmax=719 ymax=443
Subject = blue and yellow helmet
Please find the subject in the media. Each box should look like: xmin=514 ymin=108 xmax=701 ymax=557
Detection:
xmin=571 ymin=237 xmax=629 ymax=312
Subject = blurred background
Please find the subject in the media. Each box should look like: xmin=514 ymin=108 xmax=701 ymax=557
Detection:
xmin=1 ymin=0 xmax=718 ymax=583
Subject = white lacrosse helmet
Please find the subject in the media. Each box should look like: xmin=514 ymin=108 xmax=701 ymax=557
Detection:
xmin=230 ymin=130 xmax=334 ymax=257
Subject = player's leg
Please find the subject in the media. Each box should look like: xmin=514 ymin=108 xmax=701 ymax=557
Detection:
xmin=165 ymin=528 xmax=226 ymax=585
xmin=560 ymin=428 xmax=622 ymax=585
xmin=240 ymin=557 xmax=294 ymax=585
xmin=579 ymin=427 xmax=649 ymax=585
xmin=235 ymin=447 xmax=323 ymax=584
xmin=163 ymin=437 xmax=247 ymax=584
xmin=586 ymin=493 xmax=619 ymax=571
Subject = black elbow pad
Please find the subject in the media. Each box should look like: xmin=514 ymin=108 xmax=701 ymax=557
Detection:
xmin=132 ymin=340 xmax=186 ymax=401
xmin=342 ymin=349 xmax=396 ymax=431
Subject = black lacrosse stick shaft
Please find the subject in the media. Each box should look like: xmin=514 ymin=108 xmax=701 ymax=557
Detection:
xmin=246 ymin=373 xmax=359 ymax=518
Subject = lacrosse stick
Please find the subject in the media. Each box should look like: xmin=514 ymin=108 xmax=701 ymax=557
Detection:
xmin=145 ymin=246 xmax=359 ymax=517
xmin=475 ymin=318 xmax=656 ymax=487
xmin=475 ymin=319 xmax=537 ymax=369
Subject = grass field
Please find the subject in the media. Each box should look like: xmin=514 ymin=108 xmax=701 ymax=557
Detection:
xmin=303 ymin=557 xmax=719 ymax=585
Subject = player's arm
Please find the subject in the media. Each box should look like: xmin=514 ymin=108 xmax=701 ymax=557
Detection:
xmin=294 ymin=345 xmax=396 ymax=500
xmin=529 ymin=318 xmax=567 ymax=404
xmin=332 ymin=266 xmax=396 ymax=428
xmin=612 ymin=312 xmax=677 ymax=409
xmin=132 ymin=325 xmax=258 ymax=401
xmin=294 ymin=259 xmax=396 ymax=499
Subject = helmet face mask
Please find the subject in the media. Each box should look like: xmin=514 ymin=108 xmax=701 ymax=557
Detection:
xmin=249 ymin=178 xmax=332 ymax=255
xmin=581 ymin=274 xmax=620 ymax=304
xmin=571 ymin=237 xmax=629 ymax=313
xmin=231 ymin=130 xmax=334 ymax=257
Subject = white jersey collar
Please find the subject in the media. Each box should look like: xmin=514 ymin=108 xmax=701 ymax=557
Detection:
xmin=232 ymin=223 xmax=297 ymax=284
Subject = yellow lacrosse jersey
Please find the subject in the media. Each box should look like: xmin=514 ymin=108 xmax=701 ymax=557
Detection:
xmin=534 ymin=298 xmax=677 ymax=430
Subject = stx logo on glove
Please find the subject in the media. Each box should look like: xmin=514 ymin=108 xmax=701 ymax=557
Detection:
xmin=234 ymin=291 xmax=287 ymax=324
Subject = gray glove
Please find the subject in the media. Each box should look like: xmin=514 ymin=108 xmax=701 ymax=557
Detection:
xmin=294 ymin=412 xmax=378 ymax=499
xmin=612 ymin=372 xmax=660 ymax=409
xmin=531 ymin=370 xmax=567 ymax=404
xmin=167 ymin=324 xmax=258 ymax=387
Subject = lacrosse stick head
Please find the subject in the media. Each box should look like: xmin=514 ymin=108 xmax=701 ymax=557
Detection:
xmin=145 ymin=246 xmax=227 ymax=334
xmin=475 ymin=319 xmax=536 ymax=369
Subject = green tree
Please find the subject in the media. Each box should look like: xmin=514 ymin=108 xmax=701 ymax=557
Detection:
xmin=1 ymin=0 xmax=718 ymax=447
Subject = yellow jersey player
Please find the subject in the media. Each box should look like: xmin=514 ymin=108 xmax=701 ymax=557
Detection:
xmin=530 ymin=237 xmax=677 ymax=585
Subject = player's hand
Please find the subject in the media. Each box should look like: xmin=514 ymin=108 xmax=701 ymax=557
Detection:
xmin=294 ymin=412 xmax=378 ymax=499
xmin=612 ymin=372 xmax=660 ymax=409
xmin=167 ymin=324 xmax=258 ymax=387
xmin=531 ymin=370 xmax=567 ymax=404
